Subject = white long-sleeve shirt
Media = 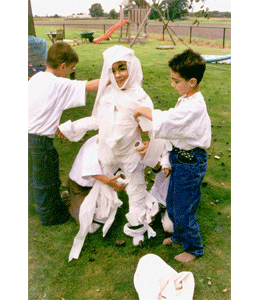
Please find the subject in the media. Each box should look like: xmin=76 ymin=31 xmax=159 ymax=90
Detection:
xmin=152 ymin=91 xmax=211 ymax=150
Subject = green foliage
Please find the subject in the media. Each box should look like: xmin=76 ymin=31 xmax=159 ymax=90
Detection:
xmin=189 ymin=10 xmax=231 ymax=18
xmin=29 ymin=39 xmax=231 ymax=300
xmin=149 ymin=7 xmax=161 ymax=20
xmin=108 ymin=9 xmax=119 ymax=20
xmin=133 ymin=0 xmax=150 ymax=8
xmin=149 ymin=0 xmax=198 ymax=21
xmin=89 ymin=3 xmax=104 ymax=18
xmin=160 ymin=0 xmax=188 ymax=20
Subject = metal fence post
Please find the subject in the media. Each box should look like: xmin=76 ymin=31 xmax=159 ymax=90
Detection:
xmin=223 ymin=27 xmax=226 ymax=48
xmin=103 ymin=24 xmax=106 ymax=34
xmin=189 ymin=26 xmax=192 ymax=43
xmin=63 ymin=24 xmax=65 ymax=39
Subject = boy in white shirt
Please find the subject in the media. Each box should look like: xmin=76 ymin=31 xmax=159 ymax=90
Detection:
xmin=28 ymin=42 xmax=99 ymax=226
xmin=134 ymin=49 xmax=211 ymax=263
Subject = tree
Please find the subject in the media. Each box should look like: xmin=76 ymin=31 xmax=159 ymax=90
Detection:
xmin=149 ymin=7 xmax=160 ymax=20
xmin=109 ymin=9 xmax=119 ymax=19
xmin=134 ymin=0 xmax=149 ymax=8
xmin=160 ymin=0 xmax=188 ymax=20
xmin=28 ymin=0 xmax=36 ymax=36
xmin=149 ymin=0 xmax=207 ymax=21
xmin=89 ymin=3 xmax=104 ymax=18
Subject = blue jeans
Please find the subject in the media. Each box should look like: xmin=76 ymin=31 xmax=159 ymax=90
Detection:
xmin=28 ymin=134 xmax=69 ymax=225
xmin=166 ymin=148 xmax=207 ymax=257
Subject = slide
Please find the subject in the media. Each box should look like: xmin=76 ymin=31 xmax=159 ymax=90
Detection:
xmin=93 ymin=20 xmax=128 ymax=44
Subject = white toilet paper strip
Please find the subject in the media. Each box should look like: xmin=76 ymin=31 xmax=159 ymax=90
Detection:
xmin=138 ymin=116 xmax=153 ymax=132
xmin=141 ymin=138 xmax=166 ymax=168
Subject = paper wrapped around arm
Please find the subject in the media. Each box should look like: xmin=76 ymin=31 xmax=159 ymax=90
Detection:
xmin=58 ymin=117 xmax=98 ymax=142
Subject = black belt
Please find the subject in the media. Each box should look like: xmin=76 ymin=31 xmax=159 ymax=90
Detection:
xmin=172 ymin=146 xmax=204 ymax=163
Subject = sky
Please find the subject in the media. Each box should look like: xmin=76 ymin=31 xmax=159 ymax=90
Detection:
xmin=31 ymin=0 xmax=231 ymax=17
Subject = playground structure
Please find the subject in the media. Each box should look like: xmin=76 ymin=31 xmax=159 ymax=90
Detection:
xmin=93 ymin=20 xmax=127 ymax=44
xmin=119 ymin=0 xmax=150 ymax=44
xmin=93 ymin=0 xmax=176 ymax=47
xmin=123 ymin=0 xmax=176 ymax=47
xmin=93 ymin=0 xmax=150 ymax=45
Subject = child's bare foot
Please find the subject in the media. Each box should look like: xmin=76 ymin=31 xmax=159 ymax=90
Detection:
xmin=174 ymin=252 xmax=196 ymax=263
xmin=163 ymin=237 xmax=173 ymax=245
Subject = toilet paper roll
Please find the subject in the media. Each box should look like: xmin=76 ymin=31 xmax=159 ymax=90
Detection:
xmin=115 ymin=171 xmax=128 ymax=186
xmin=141 ymin=138 xmax=166 ymax=168
xmin=138 ymin=116 xmax=153 ymax=132
xmin=133 ymin=141 xmax=144 ymax=151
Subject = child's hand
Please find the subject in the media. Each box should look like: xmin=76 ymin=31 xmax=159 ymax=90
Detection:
xmin=92 ymin=174 xmax=125 ymax=191
xmin=136 ymin=140 xmax=149 ymax=158
xmin=134 ymin=107 xmax=153 ymax=122
xmin=55 ymin=127 xmax=67 ymax=140
xmin=107 ymin=175 xmax=125 ymax=192
xmin=162 ymin=168 xmax=171 ymax=178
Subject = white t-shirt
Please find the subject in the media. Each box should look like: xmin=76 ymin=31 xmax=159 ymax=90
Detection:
xmin=152 ymin=91 xmax=211 ymax=150
xmin=28 ymin=72 xmax=87 ymax=138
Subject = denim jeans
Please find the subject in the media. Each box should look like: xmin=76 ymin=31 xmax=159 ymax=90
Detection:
xmin=166 ymin=148 xmax=207 ymax=257
xmin=28 ymin=134 xmax=69 ymax=225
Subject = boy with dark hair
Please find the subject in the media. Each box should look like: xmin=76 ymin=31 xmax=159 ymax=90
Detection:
xmin=134 ymin=48 xmax=211 ymax=263
xmin=168 ymin=48 xmax=206 ymax=84
xmin=28 ymin=42 xmax=99 ymax=226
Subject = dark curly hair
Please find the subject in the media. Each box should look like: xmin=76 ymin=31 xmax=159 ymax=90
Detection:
xmin=168 ymin=49 xmax=206 ymax=84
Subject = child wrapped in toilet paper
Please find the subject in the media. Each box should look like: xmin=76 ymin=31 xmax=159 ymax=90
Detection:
xmin=59 ymin=46 xmax=159 ymax=250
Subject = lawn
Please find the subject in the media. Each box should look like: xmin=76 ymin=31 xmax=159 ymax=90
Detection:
xmin=28 ymin=33 xmax=231 ymax=300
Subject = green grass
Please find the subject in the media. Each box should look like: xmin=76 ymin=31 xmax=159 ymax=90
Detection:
xmin=28 ymin=38 xmax=231 ymax=300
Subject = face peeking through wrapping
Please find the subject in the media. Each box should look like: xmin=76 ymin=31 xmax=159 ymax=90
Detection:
xmin=92 ymin=45 xmax=146 ymax=117
xmin=111 ymin=61 xmax=129 ymax=89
